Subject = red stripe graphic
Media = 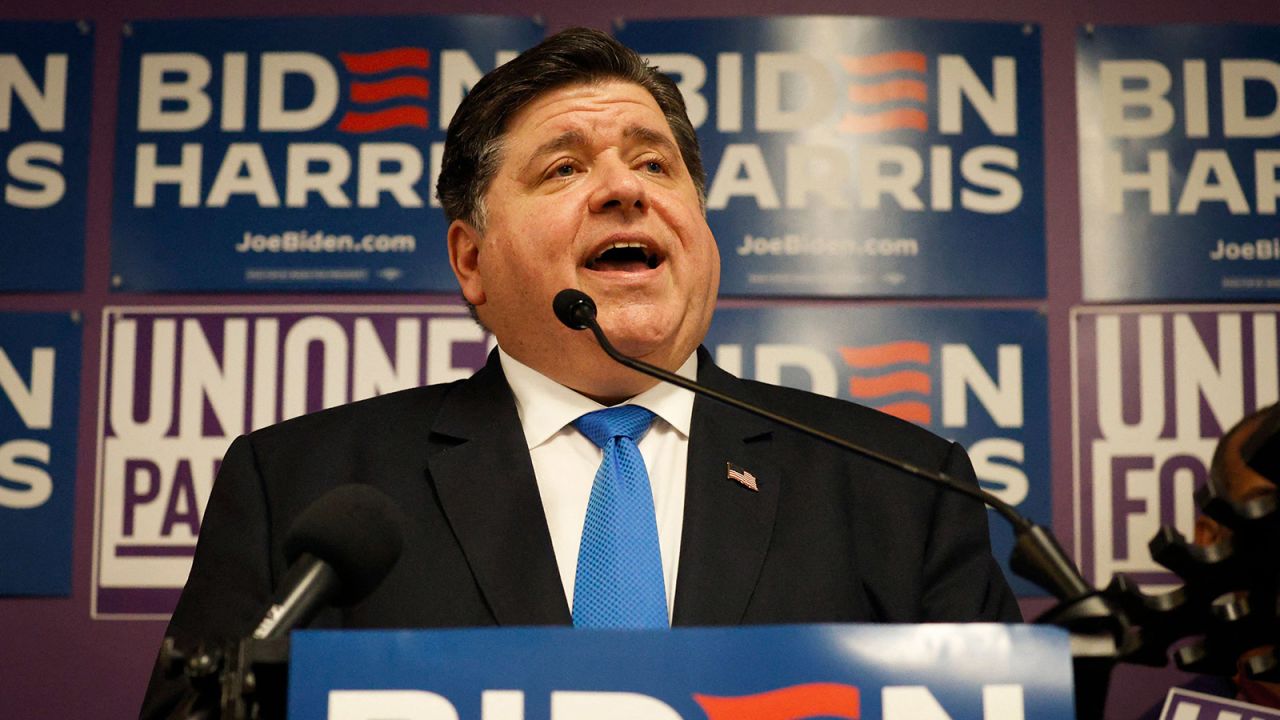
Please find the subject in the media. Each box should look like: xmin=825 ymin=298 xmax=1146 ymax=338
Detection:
xmin=847 ymin=79 xmax=927 ymax=105
xmin=849 ymin=370 xmax=931 ymax=399
xmin=340 ymin=48 xmax=430 ymax=74
xmin=839 ymin=341 xmax=931 ymax=368
xmin=350 ymin=77 xmax=431 ymax=103
xmin=694 ymin=683 xmax=860 ymax=720
xmin=877 ymin=400 xmax=932 ymax=424
xmin=841 ymin=51 xmax=927 ymax=76
xmin=839 ymin=109 xmax=928 ymax=133
xmin=338 ymin=107 xmax=429 ymax=133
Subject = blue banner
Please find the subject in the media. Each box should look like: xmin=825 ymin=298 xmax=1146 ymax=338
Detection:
xmin=0 ymin=312 xmax=80 ymax=596
xmin=110 ymin=16 xmax=542 ymax=292
xmin=290 ymin=625 xmax=1074 ymax=719
xmin=617 ymin=17 xmax=1045 ymax=298
xmin=1079 ymin=25 xmax=1280 ymax=301
xmin=0 ymin=22 xmax=92 ymax=291
xmin=706 ymin=306 xmax=1048 ymax=596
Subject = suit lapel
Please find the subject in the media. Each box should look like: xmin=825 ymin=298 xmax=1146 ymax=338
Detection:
xmin=425 ymin=353 xmax=571 ymax=626
xmin=672 ymin=351 xmax=780 ymax=625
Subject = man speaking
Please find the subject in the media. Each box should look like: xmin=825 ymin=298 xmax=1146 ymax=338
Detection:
xmin=141 ymin=26 xmax=1018 ymax=718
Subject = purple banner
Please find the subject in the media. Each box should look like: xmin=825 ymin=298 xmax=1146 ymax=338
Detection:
xmin=92 ymin=304 xmax=490 ymax=618
xmin=1072 ymin=306 xmax=1279 ymax=588
xmin=1160 ymin=688 xmax=1280 ymax=720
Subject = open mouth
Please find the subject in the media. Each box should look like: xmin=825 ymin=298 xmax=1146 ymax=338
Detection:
xmin=584 ymin=241 xmax=662 ymax=272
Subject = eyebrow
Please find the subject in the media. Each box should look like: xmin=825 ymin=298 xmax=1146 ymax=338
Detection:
xmin=521 ymin=125 xmax=681 ymax=174
xmin=622 ymin=125 xmax=679 ymax=157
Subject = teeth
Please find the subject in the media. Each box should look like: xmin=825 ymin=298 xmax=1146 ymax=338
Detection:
xmin=592 ymin=242 xmax=646 ymax=260
xmin=586 ymin=240 xmax=660 ymax=270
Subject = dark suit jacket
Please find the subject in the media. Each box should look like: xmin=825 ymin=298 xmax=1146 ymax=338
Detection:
xmin=141 ymin=348 xmax=1018 ymax=717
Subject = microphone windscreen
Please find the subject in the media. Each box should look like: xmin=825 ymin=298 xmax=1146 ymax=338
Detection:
xmin=282 ymin=485 xmax=404 ymax=606
xmin=552 ymin=288 xmax=596 ymax=330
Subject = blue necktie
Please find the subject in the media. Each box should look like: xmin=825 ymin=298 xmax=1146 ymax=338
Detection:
xmin=572 ymin=405 xmax=668 ymax=628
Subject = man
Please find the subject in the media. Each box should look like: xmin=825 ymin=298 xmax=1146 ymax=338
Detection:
xmin=141 ymin=27 xmax=1018 ymax=718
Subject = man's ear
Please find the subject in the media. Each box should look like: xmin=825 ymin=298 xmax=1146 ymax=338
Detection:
xmin=447 ymin=219 xmax=485 ymax=307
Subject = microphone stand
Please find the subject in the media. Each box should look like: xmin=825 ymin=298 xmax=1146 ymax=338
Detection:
xmin=162 ymin=635 xmax=290 ymax=720
xmin=554 ymin=289 xmax=1132 ymax=718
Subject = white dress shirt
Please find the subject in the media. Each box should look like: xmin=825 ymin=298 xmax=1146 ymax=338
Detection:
xmin=498 ymin=348 xmax=696 ymax=618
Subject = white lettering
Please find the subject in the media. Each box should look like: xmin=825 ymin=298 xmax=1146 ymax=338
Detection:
xmin=941 ymin=344 xmax=1022 ymax=428
xmin=0 ymin=54 xmax=67 ymax=131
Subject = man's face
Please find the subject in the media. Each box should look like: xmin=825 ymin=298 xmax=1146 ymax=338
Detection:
xmin=448 ymin=80 xmax=720 ymax=402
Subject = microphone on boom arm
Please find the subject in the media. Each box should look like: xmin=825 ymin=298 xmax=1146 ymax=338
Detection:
xmin=553 ymin=288 xmax=1132 ymax=718
xmin=553 ymin=288 xmax=1092 ymax=605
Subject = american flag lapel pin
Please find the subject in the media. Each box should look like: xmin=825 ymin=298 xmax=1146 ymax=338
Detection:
xmin=726 ymin=462 xmax=759 ymax=492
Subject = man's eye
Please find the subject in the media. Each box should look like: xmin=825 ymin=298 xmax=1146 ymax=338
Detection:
xmin=644 ymin=160 xmax=665 ymax=174
xmin=553 ymin=163 xmax=576 ymax=177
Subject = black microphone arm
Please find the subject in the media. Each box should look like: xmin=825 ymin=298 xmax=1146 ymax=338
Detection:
xmin=553 ymin=288 xmax=1091 ymax=604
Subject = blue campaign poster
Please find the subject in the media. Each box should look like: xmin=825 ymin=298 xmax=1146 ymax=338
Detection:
xmin=1079 ymin=25 xmax=1280 ymax=301
xmin=705 ymin=306 xmax=1049 ymax=596
xmin=0 ymin=312 xmax=80 ymax=596
xmin=617 ymin=17 xmax=1045 ymax=298
xmin=289 ymin=625 xmax=1075 ymax=719
xmin=110 ymin=16 xmax=543 ymax=292
xmin=0 ymin=22 xmax=92 ymax=291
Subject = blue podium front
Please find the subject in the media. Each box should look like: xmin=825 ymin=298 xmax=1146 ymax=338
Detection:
xmin=288 ymin=624 xmax=1073 ymax=719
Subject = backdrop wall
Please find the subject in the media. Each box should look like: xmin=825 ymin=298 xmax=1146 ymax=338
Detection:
xmin=2 ymin=0 xmax=1279 ymax=717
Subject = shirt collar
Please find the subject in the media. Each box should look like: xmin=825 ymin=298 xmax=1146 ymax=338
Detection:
xmin=499 ymin=347 xmax=697 ymax=449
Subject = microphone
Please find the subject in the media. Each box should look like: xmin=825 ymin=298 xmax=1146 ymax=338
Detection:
xmin=252 ymin=485 xmax=404 ymax=640
xmin=551 ymin=288 xmax=1091 ymax=603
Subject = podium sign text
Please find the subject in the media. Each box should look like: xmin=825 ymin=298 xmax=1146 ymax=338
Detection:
xmin=289 ymin=624 xmax=1074 ymax=719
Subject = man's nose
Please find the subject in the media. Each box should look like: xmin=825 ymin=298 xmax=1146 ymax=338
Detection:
xmin=588 ymin=158 xmax=647 ymax=213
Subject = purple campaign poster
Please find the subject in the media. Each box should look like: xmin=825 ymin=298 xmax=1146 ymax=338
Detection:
xmin=1072 ymin=305 xmax=1279 ymax=588
xmin=92 ymin=305 xmax=492 ymax=617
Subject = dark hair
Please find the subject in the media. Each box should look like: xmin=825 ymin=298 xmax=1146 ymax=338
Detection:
xmin=436 ymin=27 xmax=706 ymax=230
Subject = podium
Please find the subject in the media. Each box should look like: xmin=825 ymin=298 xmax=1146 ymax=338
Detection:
xmin=287 ymin=624 xmax=1074 ymax=719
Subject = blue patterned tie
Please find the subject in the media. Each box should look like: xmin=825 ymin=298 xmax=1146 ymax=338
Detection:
xmin=572 ymin=405 xmax=668 ymax=628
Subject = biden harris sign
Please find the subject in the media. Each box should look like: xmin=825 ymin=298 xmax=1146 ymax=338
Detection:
xmin=109 ymin=16 xmax=541 ymax=292
xmin=290 ymin=625 xmax=1074 ymax=720
xmin=0 ymin=312 xmax=80 ymax=596
xmin=0 ymin=21 xmax=92 ymax=291
xmin=705 ymin=306 xmax=1048 ymax=596
xmin=1079 ymin=25 xmax=1280 ymax=301
xmin=617 ymin=17 xmax=1045 ymax=298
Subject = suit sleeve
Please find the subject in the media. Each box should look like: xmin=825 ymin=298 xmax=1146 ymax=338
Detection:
xmin=138 ymin=435 xmax=277 ymax=720
xmin=919 ymin=441 xmax=1022 ymax=622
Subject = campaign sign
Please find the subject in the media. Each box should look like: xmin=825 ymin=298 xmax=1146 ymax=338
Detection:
xmin=0 ymin=312 xmax=80 ymax=595
xmin=1072 ymin=306 xmax=1279 ymax=588
xmin=1079 ymin=25 xmax=1280 ymax=301
xmin=92 ymin=305 xmax=492 ymax=617
xmin=290 ymin=624 xmax=1074 ymax=719
xmin=0 ymin=22 xmax=92 ymax=291
xmin=617 ymin=17 xmax=1045 ymax=298
xmin=1159 ymin=688 xmax=1280 ymax=720
xmin=705 ymin=306 xmax=1048 ymax=596
xmin=110 ymin=16 xmax=541 ymax=291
